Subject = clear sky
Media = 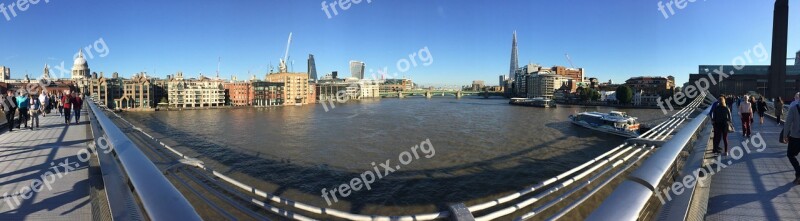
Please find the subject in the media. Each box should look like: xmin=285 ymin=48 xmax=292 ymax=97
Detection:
xmin=0 ymin=0 xmax=794 ymax=87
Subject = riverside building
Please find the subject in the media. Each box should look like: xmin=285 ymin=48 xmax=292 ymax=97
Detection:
xmin=167 ymin=72 xmax=226 ymax=108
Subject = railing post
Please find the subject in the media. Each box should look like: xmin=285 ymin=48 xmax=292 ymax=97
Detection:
xmin=447 ymin=203 xmax=475 ymax=221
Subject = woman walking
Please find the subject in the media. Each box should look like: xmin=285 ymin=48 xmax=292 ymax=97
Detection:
xmin=777 ymin=97 xmax=786 ymax=125
xmin=740 ymin=95 xmax=754 ymax=137
xmin=712 ymin=97 xmax=734 ymax=156
xmin=57 ymin=92 xmax=63 ymax=116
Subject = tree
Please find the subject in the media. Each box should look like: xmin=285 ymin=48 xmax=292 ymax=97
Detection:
xmin=616 ymin=86 xmax=634 ymax=104
xmin=577 ymin=87 xmax=590 ymax=102
xmin=591 ymin=90 xmax=601 ymax=101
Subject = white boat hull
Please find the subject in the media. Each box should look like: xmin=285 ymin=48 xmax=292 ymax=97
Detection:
xmin=570 ymin=119 xmax=639 ymax=138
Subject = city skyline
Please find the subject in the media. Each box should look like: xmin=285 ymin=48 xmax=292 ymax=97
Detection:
xmin=0 ymin=0 xmax=794 ymax=86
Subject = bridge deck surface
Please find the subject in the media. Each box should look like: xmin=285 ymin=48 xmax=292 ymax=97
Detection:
xmin=0 ymin=109 xmax=92 ymax=221
xmin=706 ymin=105 xmax=800 ymax=220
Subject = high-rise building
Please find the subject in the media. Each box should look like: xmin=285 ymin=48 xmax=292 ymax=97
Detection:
xmin=509 ymin=31 xmax=519 ymax=80
xmin=499 ymin=75 xmax=508 ymax=87
xmin=350 ymin=60 xmax=365 ymax=79
xmin=308 ymin=54 xmax=318 ymax=82
xmin=0 ymin=66 xmax=9 ymax=82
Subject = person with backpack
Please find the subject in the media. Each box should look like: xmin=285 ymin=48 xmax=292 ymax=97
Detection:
xmin=783 ymin=92 xmax=800 ymax=185
xmin=62 ymin=92 xmax=73 ymax=125
xmin=1 ymin=90 xmax=17 ymax=132
xmin=711 ymin=96 xmax=734 ymax=157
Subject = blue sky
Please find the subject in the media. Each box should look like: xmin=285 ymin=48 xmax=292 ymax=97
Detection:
xmin=0 ymin=0 xmax=793 ymax=87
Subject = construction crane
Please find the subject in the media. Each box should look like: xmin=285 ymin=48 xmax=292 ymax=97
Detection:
xmin=565 ymin=53 xmax=576 ymax=69
xmin=279 ymin=32 xmax=292 ymax=73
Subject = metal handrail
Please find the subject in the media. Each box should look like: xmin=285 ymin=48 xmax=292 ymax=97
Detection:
xmin=586 ymin=105 xmax=712 ymax=221
xmin=88 ymin=99 xmax=202 ymax=220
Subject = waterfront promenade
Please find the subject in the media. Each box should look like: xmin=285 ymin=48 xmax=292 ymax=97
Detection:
xmin=705 ymin=105 xmax=800 ymax=220
xmin=0 ymin=110 xmax=92 ymax=220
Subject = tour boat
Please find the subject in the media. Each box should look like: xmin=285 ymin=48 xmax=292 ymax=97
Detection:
xmin=509 ymin=97 xmax=557 ymax=108
xmin=568 ymin=111 xmax=641 ymax=138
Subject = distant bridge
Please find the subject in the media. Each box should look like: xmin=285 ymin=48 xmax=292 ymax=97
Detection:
xmin=379 ymin=90 xmax=505 ymax=98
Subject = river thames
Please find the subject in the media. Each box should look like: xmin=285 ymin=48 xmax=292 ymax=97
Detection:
xmin=120 ymin=97 xmax=671 ymax=215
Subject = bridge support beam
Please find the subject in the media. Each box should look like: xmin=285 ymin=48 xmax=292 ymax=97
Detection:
xmin=447 ymin=203 xmax=475 ymax=221
xmin=456 ymin=91 xmax=463 ymax=99
xmin=397 ymin=91 xmax=404 ymax=98
xmin=425 ymin=91 xmax=433 ymax=98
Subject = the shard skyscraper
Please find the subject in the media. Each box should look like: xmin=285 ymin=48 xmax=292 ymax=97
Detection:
xmin=509 ymin=31 xmax=519 ymax=80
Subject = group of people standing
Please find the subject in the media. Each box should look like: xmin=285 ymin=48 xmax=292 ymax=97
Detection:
xmin=0 ymin=90 xmax=84 ymax=132
xmin=710 ymin=94 xmax=776 ymax=157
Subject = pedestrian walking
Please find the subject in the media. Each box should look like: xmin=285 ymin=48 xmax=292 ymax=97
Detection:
xmin=712 ymin=96 xmax=734 ymax=156
xmin=62 ymin=92 xmax=73 ymax=125
xmin=739 ymin=95 xmax=753 ymax=137
xmin=783 ymin=92 xmax=800 ymax=185
xmin=39 ymin=92 xmax=48 ymax=117
xmin=29 ymin=94 xmax=41 ymax=129
xmin=777 ymin=97 xmax=786 ymax=125
xmin=57 ymin=92 xmax=63 ymax=117
xmin=727 ymin=95 xmax=734 ymax=112
xmin=49 ymin=93 xmax=56 ymax=115
xmin=1 ymin=90 xmax=17 ymax=132
xmin=72 ymin=92 xmax=83 ymax=124
xmin=757 ymin=97 xmax=767 ymax=124
xmin=15 ymin=91 xmax=30 ymax=129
